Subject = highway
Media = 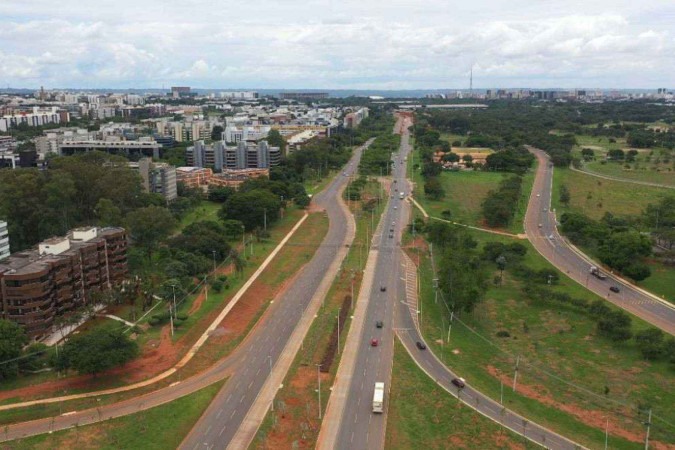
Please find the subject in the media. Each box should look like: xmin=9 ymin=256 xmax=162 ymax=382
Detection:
xmin=525 ymin=146 xmax=675 ymax=335
xmin=179 ymin=141 xmax=369 ymax=449
xmin=319 ymin=114 xmax=413 ymax=450
xmin=0 ymin=141 xmax=370 ymax=446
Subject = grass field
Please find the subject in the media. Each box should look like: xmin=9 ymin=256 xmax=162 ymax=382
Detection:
xmin=551 ymin=167 xmax=675 ymax=300
xmin=179 ymin=200 xmax=221 ymax=229
xmin=4 ymin=380 xmax=224 ymax=449
xmin=411 ymin=148 xmax=535 ymax=234
xmin=552 ymin=168 xmax=666 ymax=220
xmin=413 ymin=229 xmax=675 ymax=449
xmin=385 ymin=340 xmax=538 ymax=450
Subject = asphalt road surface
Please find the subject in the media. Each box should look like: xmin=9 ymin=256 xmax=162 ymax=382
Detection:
xmin=331 ymin=116 xmax=413 ymax=450
xmin=525 ymin=146 xmax=675 ymax=335
xmin=179 ymin=142 xmax=370 ymax=450
xmin=0 ymin=141 xmax=370 ymax=446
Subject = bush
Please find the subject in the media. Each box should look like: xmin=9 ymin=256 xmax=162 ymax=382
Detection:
xmin=496 ymin=330 xmax=510 ymax=338
xmin=212 ymin=280 xmax=224 ymax=293
xmin=635 ymin=328 xmax=665 ymax=360
xmin=597 ymin=311 xmax=632 ymax=342
xmin=176 ymin=312 xmax=189 ymax=321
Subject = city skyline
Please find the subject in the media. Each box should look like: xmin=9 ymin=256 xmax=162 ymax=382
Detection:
xmin=1 ymin=0 xmax=673 ymax=90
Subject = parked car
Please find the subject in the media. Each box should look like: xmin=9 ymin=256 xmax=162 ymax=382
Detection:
xmin=610 ymin=286 xmax=620 ymax=293
xmin=416 ymin=341 xmax=426 ymax=350
xmin=451 ymin=377 xmax=466 ymax=389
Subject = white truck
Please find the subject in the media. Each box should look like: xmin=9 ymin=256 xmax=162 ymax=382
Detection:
xmin=589 ymin=266 xmax=607 ymax=280
xmin=372 ymin=382 xmax=385 ymax=413
xmin=399 ymin=191 xmax=405 ymax=200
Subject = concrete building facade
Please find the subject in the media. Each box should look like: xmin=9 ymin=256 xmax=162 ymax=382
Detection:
xmin=0 ymin=227 xmax=128 ymax=339
xmin=0 ymin=221 xmax=9 ymax=261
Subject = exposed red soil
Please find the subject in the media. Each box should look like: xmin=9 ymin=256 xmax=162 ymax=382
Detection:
xmin=0 ymin=324 xmax=180 ymax=402
xmin=485 ymin=365 xmax=672 ymax=449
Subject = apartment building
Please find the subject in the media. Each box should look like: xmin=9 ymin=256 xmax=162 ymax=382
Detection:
xmin=0 ymin=221 xmax=9 ymax=261
xmin=135 ymin=159 xmax=178 ymax=201
xmin=0 ymin=227 xmax=128 ymax=339
xmin=175 ymin=167 xmax=213 ymax=189
xmin=0 ymin=106 xmax=69 ymax=132
xmin=59 ymin=137 xmax=162 ymax=159
xmin=209 ymin=168 xmax=269 ymax=189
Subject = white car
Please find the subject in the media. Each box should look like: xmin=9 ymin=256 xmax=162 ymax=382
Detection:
xmin=536 ymin=194 xmax=541 ymax=197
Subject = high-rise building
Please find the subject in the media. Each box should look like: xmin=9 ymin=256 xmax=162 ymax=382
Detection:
xmin=0 ymin=221 xmax=9 ymax=261
xmin=136 ymin=159 xmax=177 ymax=201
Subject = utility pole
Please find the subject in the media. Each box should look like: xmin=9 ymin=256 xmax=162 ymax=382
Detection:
xmin=316 ymin=364 xmax=322 ymax=419
xmin=212 ymin=250 xmax=217 ymax=274
xmin=337 ymin=315 xmax=341 ymax=354
xmin=269 ymin=355 xmax=274 ymax=412
xmin=500 ymin=381 xmax=504 ymax=405
xmin=447 ymin=310 xmax=453 ymax=343
xmin=645 ymin=409 xmax=652 ymax=450
xmin=171 ymin=284 xmax=177 ymax=317
xmin=512 ymin=355 xmax=520 ymax=392
xmin=605 ymin=418 xmax=609 ymax=450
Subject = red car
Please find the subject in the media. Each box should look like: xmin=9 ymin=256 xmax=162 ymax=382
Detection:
xmin=371 ymin=338 xmax=379 ymax=347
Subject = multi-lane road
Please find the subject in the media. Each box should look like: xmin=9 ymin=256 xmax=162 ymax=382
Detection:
xmin=320 ymin=114 xmax=413 ymax=450
xmin=525 ymin=146 xmax=675 ymax=335
xmin=179 ymin=141 xmax=370 ymax=449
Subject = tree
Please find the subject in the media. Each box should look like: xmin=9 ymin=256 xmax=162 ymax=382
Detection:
xmin=222 ymin=219 xmax=245 ymax=239
xmin=495 ymin=255 xmax=507 ymax=284
xmin=581 ymin=148 xmax=594 ymax=160
xmin=598 ymin=231 xmax=651 ymax=274
xmin=94 ymin=198 xmax=123 ymax=227
xmin=0 ymin=320 xmax=28 ymax=380
xmin=57 ymin=328 xmax=138 ymax=375
xmin=442 ymin=152 xmax=460 ymax=163
xmin=635 ymin=328 xmax=665 ymax=360
xmin=211 ymin=125 xmax=224 ymax=141
xmin=597 ymin=311 xmax=632 ymax=342
xmin=462 ymin=154 xmax=473 ymax=163
xmin=126 ymin=206 xmax=177 ymax=257
xmin=607 ymin=149 xmax=625 ymax=160
xmin=207 ymin=186 xmax=235 ymax=203
xmin=219 ymin=189 xmax=281 ymax=231
xmin=622 ymin=262 xmax=651 ymax=282
xmin=424 ymin=177 xmax=445 ymax=200
xmin=559 ymin=184 xmax=571 ymax=206
xmin=265 ymin=129 xmax=287 ymax=154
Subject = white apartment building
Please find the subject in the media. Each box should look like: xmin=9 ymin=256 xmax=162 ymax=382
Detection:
xmin=219 ymin=91 xmax=259 ymax=100
xmin=0 ymin=221 xmax=10 ymax=261
xmin=0 ymin=107 xmax=67 ymax=132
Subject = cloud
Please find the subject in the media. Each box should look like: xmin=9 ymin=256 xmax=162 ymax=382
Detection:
xmin=0 ymin=3 xmax=673 ymax=89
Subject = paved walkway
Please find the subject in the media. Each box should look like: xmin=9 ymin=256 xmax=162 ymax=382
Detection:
xmin=0 ymin=213 xmax=309 ymax=413
xmin=570 ymin=162 xmax=674 ymax=190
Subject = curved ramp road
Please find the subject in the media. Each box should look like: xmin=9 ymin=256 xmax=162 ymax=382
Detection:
xmin=525 ymin=146 xmax=675 ymax=335
xmin=179 ymin=142 xmax=370 ymax=450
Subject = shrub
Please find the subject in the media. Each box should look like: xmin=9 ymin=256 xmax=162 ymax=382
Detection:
xmin=496 ymin=330 xmax=511 ymax=338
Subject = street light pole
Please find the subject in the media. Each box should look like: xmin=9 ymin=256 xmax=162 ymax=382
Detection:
xmin=316 ymin=364 xmax=322 ymax=419
xmin=337 ymin=315 xmax=341 ymax=354
xmin=212 ymin=250 xmax=217 ymax=274
xmin=269 ymin=355 xmax=274 ymax=412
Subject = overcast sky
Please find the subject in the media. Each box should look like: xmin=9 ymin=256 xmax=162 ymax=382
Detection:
xmin=1 ymin=0 xmax=673 ymax=90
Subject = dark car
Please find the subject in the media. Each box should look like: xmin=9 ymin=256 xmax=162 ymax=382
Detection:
xmin=610 ymin=286 xmax=620 ymax=293
xmin=451 ymin=377 xmax=466 ymax=389
xmin=380 ymin=285 xmax=386 ymax=292
xmin=389 ymin=234 xmax=394 ymax=239
xmin=416 ymin=341 xmax=426 ymax=350
xmin=376 ymin=320 xmax=383 ymax=328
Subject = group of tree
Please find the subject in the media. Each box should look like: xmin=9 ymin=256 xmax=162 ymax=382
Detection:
xmin=559 ymin=211 xmax=653 ymax=281
xmin=481 ymin=175 xmax=524 ymax=228
xmin=425 ymin=222 xmax=489 ymax=313
xmin=484 ymin=147 xmax=534 ymax=174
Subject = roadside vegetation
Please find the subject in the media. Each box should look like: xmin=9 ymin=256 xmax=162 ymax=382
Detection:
xmin=408 ymin=219 xmax=675 ymax=449
xmin=386 ymin=340 xmax=538 ymax=450
xmin=4 ymin=380 xmax=224 ymax=450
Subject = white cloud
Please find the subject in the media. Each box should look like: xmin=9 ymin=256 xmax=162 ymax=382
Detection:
xmin=0 ymin=2 xmax=673 ymax=89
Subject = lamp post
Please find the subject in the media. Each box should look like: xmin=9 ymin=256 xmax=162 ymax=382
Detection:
xmin=212 ymin=250 xmax=217 ymax=274
xmin=316 ymin=364 xmax=322 ymax=419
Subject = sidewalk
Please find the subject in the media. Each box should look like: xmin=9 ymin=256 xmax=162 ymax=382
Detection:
xmin=0 ymin=213 xmax=309 ymax=413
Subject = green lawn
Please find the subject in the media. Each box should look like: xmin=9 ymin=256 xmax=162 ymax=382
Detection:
xmin=5 ymin=381 xmax=224 ymax=449
xmin=414 ymin=230 xmax=675 ymax=449
xmin=411 ymin=148 xmax=534 ymax=234
xmin=179 ymin=200 xmax=221 ymax=230
xmin=386 ymin=340 xmax=538 ymax=450
xmin=552 ymin=168 xmax=666 ymax=220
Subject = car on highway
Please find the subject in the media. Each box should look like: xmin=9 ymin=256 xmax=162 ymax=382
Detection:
xmin=371 ymin=338 xmax=379 ymax=347
xmin=389 ymin=233 xmax=394 ymax=238
xmin=538 ymin=223 xmax=543 ymax=228
xmin=548 ymin=234 xmax=554 ymax=239
xmin=416 ymin=341 xmax=426 ymax=350
xmin=380 ymin=285 xmax=386 ymax=292
xmin=451 ymin=377 xmax=466 ymax=389
xmin=394 ymin=206 xmax=397 ymax=209
xmin=376 ymin=320 xmax=383 ymax=328
xmin=537 ymin=193 xmax=541 ymax=197
xmin=610 ymin=286 xmax=620 ymax=293
xmin=543 ymin=208 xmax=547 ymax=212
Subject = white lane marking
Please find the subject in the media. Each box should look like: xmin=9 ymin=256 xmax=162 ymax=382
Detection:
xmin=205 ymin=425 xmax=212 ymax=435
xmin=226 ymin=394 xmax=232 ymax=403
xmin=219 ymin=426 xmax=227 ymax=437
xmin=240 ymin=395 xmax=245 ymax=404
xmin=230 ymin=410 xmax=236 ymax=418
xmin=216 ymin=408 xmax=223 ymax=418
xmin=248 ymin=380 xmax=254 ymax=390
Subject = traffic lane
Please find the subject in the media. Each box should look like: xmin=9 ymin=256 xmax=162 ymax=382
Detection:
xmin=525 ymin=149 xmax=675 ymax=333
xmin=394 ymin=326 xmax=579 ymax=450
xmin=182 ymin=144 xmax=366 ymax=448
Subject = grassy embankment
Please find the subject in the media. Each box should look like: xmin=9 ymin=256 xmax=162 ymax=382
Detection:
xmin=4 ymin=380 xmax=224 ymax=450
xmin=552 ymin=167 xmax=675 ymax=302
xmin=252 ymin=178 xmax=387 ymax=449
xmin=409 ymin=226 xmax=675 ymax=449
xmin=385 ymin=340 xmax=538 ymax=450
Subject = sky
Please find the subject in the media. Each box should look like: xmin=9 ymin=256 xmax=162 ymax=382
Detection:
xmin=0 ymin=0 xmax=673 ymax=90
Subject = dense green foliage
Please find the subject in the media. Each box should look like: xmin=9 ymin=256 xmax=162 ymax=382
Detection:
xmin=481 ymin=175 xmax=524 ymax=227
xmin=425 ymin=222 xmax=488 ymax=313
xmin=56 ymin=328 xmax=139 ymax=375
xmin=0 ymin=319 xmax=28 ymax=380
